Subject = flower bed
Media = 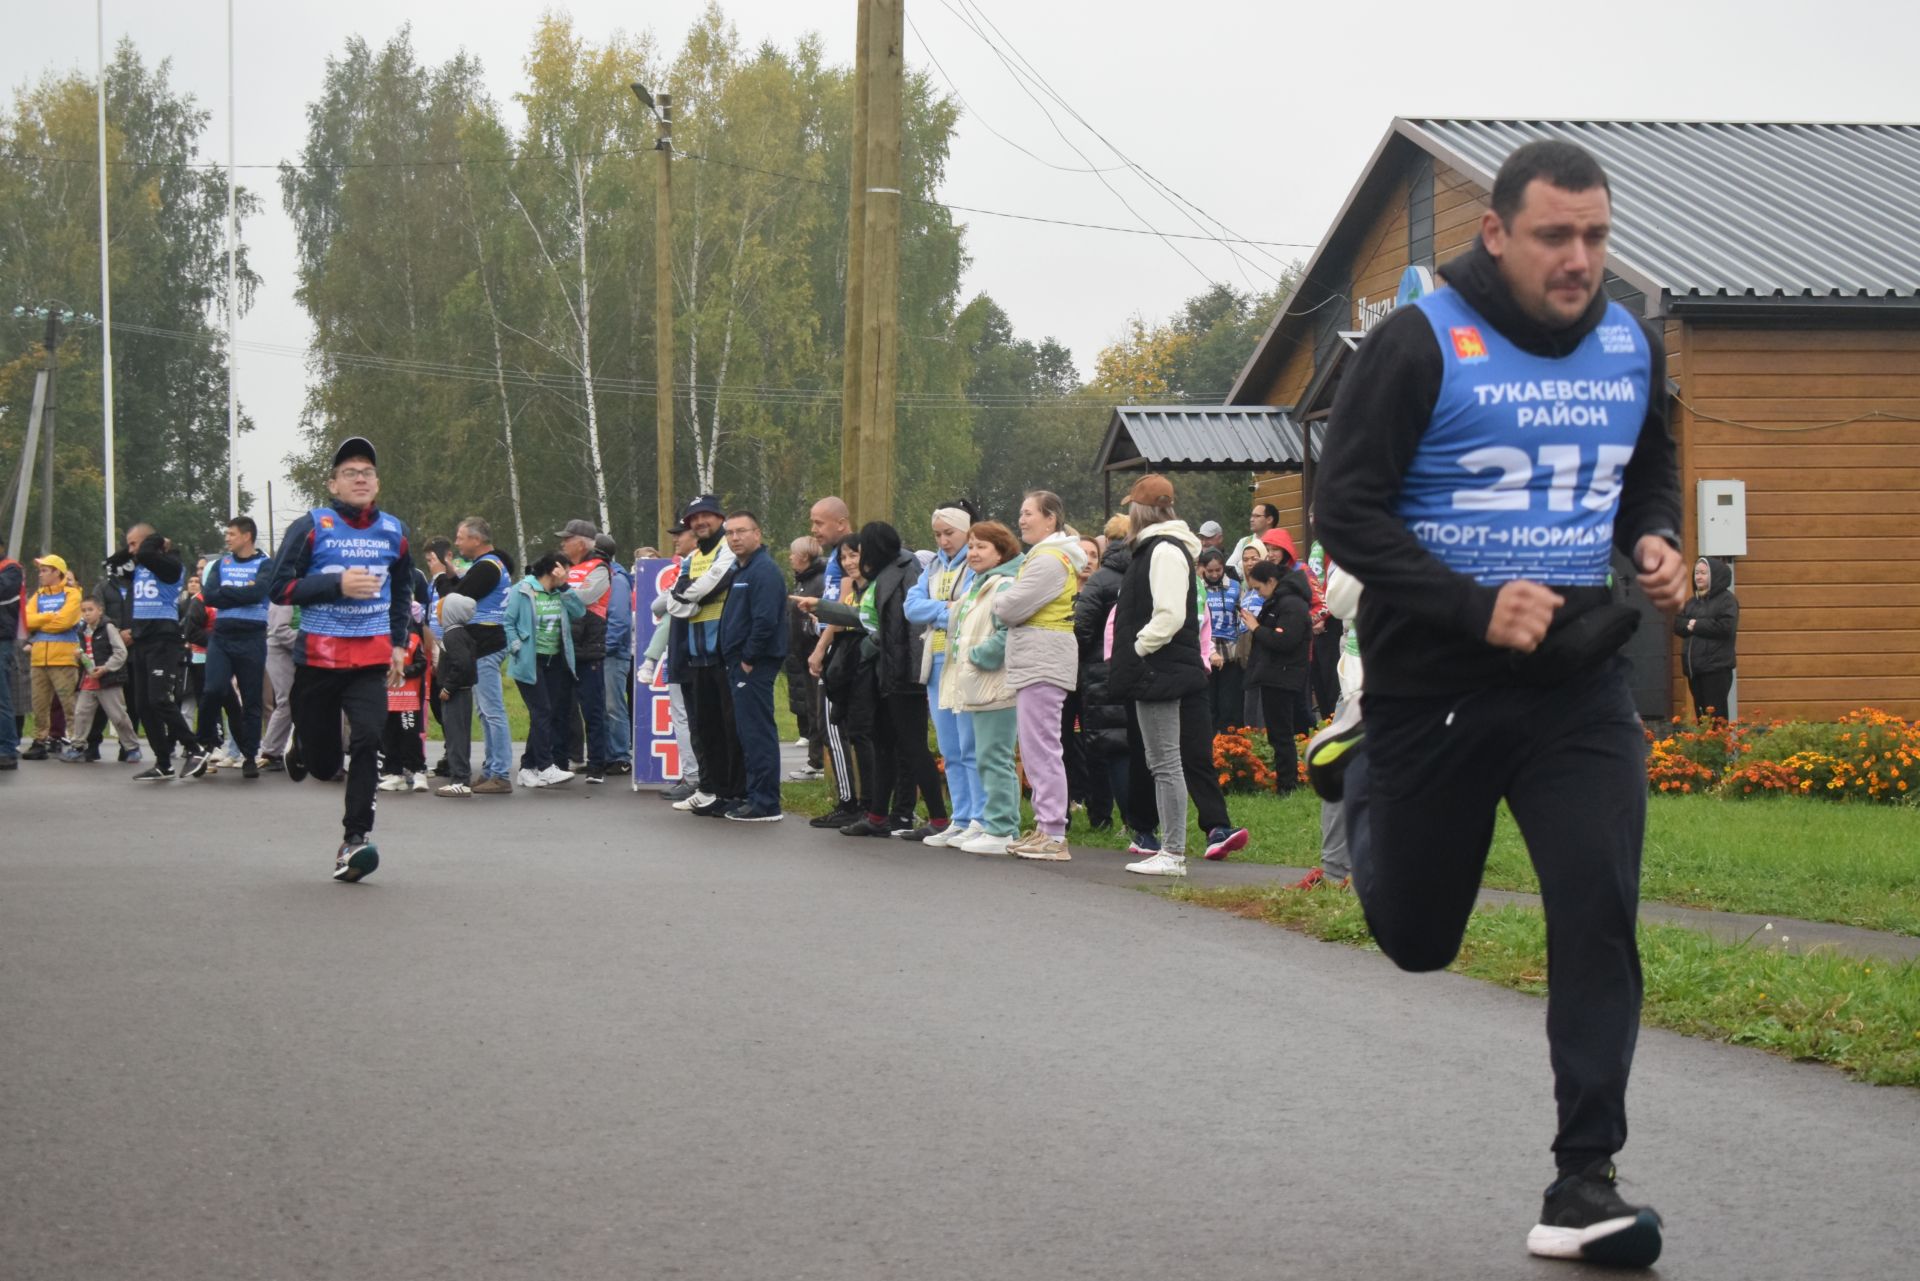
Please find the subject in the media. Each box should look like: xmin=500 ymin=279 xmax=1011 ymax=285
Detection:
xmin=1648 ymin=709 xmax=1918 ymax=803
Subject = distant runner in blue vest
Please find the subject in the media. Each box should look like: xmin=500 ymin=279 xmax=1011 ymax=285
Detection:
xmin=266 ymin=437 xmax=418 ymax=883
xmin=109 ymin=522 xmax=208 ymax=782
xmin=194 ymin=515 xmax=271 ymax=779
xmin=1310 ymin=141 xmax=1687 ymax=1269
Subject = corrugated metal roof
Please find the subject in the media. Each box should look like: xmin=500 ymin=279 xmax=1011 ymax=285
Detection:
xmin=1097 ymin=405 xmax=1307 ymax=472
xmin=1402 ymin=119 xmax=1920 ymax=300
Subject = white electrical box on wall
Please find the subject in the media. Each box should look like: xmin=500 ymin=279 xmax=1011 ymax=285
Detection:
xmin=1697 ymin=479 xmax=1747 ymax=557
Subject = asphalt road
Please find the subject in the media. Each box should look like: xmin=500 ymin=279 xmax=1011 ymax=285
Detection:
xmin=4 ymin=759 xmax=1915 ymax=1280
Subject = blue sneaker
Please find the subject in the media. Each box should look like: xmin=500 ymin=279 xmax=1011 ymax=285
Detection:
xmin=1205 ymin=826 xmax=1250 ymax=860
xmin=1127 ymin=830 xmax=1161 ymax=856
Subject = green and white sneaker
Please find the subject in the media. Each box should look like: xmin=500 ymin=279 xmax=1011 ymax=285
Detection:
xmin=1306 ymin=695 xmax=1364 ymax=802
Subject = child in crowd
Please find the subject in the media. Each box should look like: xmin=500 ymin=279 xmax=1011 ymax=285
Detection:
xmin=378 ymin=613 xmax=430 ymax=792
xmin=62 ymin=597 xmax=141 ymax=762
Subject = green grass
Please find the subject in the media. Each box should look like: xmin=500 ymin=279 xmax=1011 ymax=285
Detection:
xmin=1170 ymin=885 xmax=1920 ymax=1087
xmin=787 ymin=760 xmax=1920 ymax=936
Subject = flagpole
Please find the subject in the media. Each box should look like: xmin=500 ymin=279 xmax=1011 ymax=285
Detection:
xmin=98 ymin=0 xmax=116 ymax=556
xmin=225 ymin=0 xmax=239 ymax=516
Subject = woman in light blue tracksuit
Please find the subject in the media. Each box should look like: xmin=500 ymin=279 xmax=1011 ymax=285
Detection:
xmin=903 ymin=500 xmax=980 ymax=846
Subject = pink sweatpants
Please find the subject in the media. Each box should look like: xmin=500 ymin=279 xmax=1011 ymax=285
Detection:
xmin=1015 ymin=681 xmax=1069 ymax=836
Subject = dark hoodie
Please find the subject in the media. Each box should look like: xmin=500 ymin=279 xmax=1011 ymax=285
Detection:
xmin=1073 ymin=542 xmax=1131 ymax=662
xmin=1674 ymin=557 xmax=1737 ymax=676
xmin=1246 ymin=568 xmax=1312 ymax=691
xmin=1315 ymin=239 xmax=1681 ymax=698
xmin=1075 ymin=543 xmax=1133 ymax=760
xmin=786 ymin=553 xmax=827 ymax=663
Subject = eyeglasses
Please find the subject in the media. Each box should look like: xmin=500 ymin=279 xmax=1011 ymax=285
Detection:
xmin=336 ymin=466 xmax=377 ymax=481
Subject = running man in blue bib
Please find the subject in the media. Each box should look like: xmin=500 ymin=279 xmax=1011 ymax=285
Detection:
xmin=265 ymin=437 xmax=417 ymax=883
xmin=1312 ymin=140 xmax=1688 ymax=1268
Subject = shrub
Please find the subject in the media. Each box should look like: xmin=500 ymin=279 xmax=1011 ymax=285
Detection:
xmin=1648 ymin=707 xmax=1920 ymax=804
xmin=1212 ymin=728 xmax=1276 ymax=794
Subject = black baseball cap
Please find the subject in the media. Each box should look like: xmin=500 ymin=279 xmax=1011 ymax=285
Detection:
xmin=680 ymin=494 xmax=724 ymax=522
xmin=666 ymin=522 xmax=689 ymax=536
xmin=331 ymin=437 xmax=377 ymax=469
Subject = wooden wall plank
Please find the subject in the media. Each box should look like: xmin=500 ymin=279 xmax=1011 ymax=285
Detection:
xmin=1742 ymin=698 xmax=1920 ymax=721
xmin=1699 ymin=421 xmax=1920 ymax=446
xmin=1733 ymin=583 xmax=1920 ymax=608
xmin=1737 ymin=628 xmax=1920 ymax=654
xmin=1689 ymin=328 xmax=1920 ymax=352
xmin=1730 ymin=560 xmax=1918 ymax=586
xmin=1738 ymin=676 xmax=1920 ymax=700
xmin=1738 ymin=605 xmax=1920 ymax=629
xmin=1693 ymin=444 xmax=1920 ymax=469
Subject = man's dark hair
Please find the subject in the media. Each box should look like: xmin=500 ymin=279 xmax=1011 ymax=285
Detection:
xmin=724 ymin=509 xmax=761 ymax=529
xmin=1491 ymin=140 xmax=1611 ymax=224
xmin=1255 ymin=503 xmax=1280 ymax=525
xmin=1197 ymin=547 xmax=1224 ymax=566
xmin=528 ymin=552 xmax=567 ymax=581
xmin=1248 ymin=561 xmax=1282 ymax=587
xmin=426 ymin=536 xmax=453 ymax=562
xmin=225 ymin=515 xmax=257 ymax=540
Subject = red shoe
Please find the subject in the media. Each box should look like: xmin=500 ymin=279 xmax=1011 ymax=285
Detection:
xmin=1287 ymin=867 xmax=1327 ymax=891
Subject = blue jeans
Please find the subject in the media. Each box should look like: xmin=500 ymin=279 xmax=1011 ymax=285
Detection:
xmin=926 ymin=653 xmax=980 ymax=825
xmin=475 ymin=649 xmax=512 ymax=780
xmin=553 ymin=655 xmax=608 ymax=771
xmin=197 ymin=629 xmax=266 ymax=758
xmin=603 ymin=651 xmax=633 ymax=764
xmin=730 ymin=660 xmax=781 ymax=812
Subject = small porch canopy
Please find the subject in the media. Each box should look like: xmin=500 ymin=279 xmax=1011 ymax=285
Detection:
xmin=1094 ymin=405 xmax=1310 ymax=512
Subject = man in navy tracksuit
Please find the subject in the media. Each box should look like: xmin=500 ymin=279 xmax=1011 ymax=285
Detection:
xmin=716 ymin=510 xmax=789 ymax=821
xmin=266 ymin=437 xmax=416 ymax=882
xmin=1312 ymin=140 xmax=1686 ymax=1267
xmin=196 ymin=516 xmax=271 ymax=778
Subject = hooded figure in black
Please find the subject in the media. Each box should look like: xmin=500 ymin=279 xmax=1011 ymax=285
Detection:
xmin=1674 ymin=556 xmax=1738 ymax=719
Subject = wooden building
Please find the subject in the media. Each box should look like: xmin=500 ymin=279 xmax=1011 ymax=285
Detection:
xmin=1222 ymin=119 xmax=1920 ymax=721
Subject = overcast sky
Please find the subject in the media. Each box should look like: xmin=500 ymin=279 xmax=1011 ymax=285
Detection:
xmin=7 ymin=0 xmax=1916 ymax=532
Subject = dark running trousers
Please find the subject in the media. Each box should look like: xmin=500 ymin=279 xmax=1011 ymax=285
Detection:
xmin=730 ymin=661 xmax=782 ymax=811
xmin=291 ymin=663 xmax=387 ymax=839
xmin=1257 ymin=683 xmax=1301 ymax=794
xmin=133 ymin=634 xmax=199 ymax=768
xmin=1687 ymin=669 xmax=1733 ymax=722
xmin=1343 ymin=659 xmax=1646 ymax=1173
xmin=873 ymin=687 xmax=946 ymax=822
xmin=197 ymin=629 xmax=266 ymax=758
xmin=685 ymin=662 xmax=744 ymax=800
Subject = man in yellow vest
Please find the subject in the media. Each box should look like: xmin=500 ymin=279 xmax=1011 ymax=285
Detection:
xmin=663 ymin=495 xmax=744 ymax=816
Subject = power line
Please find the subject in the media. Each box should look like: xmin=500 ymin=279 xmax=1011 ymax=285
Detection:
xmin=3 ymin=145 xmax=1317 ymax=251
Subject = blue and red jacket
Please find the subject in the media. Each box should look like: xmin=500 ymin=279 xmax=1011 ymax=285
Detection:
xmin=266 ymin=499 xmax=415 ymax=669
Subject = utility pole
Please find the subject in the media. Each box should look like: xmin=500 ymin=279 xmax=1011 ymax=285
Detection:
xmin=854 ymin=0 xmax=904 ymax=526
xmin=839 ymin=0 xmax=871 ymax=515
xmin=97 ymin=0 xmax=116 ymax=557
xmin=225 ymin=0 xmax=240 ymax=517
xmin=39 ymin=308 xmax=60 ymax=555
xmin=633 ymin=82 xmax=675 ymax=545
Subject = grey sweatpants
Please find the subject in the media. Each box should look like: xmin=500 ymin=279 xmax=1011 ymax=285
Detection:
xmin=261 ymin=644 xmax=295 ymax=756
xmin=1135 ymin=696 xmax=1189 ymax=856
xmin=75 ymin=686 xmax=139 ymax=748
xmin=669 ymin=681 xmax=699 ymax=786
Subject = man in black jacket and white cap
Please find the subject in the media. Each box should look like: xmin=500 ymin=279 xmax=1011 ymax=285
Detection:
xmin=1310 ymin=139 xmax=1686 ymax=1268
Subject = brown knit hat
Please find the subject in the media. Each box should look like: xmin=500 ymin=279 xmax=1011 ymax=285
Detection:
xmin=1124 ymin=472 xmax=1175 ymax=506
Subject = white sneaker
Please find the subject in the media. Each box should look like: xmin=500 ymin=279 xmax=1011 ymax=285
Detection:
xmin=922 ymin=821 xmax=966 ymax=847
xmin=519 ymin=767 xmax=545 ymax=789
xmin=674 ymin=789 xmax=716 ymax=812
xmin=958 ymin=830 xmax=1012 ymax=856
xmin=221 ymin=750 xmax=246 ymax=769
xmin=539 ymin=765 xmax=576 ymax=786
xmin=1126 ymin=851 xmax=1188 ymax=877
xmin=1013 ymin=834 xmax=1071 ymax=862
xmin=793 ymin=736 xmax=809 ymax=749
xmin=377 ymin=773 xmax=407 ymax=792
xmin=409 ymin=772 xmax=430 ymax=793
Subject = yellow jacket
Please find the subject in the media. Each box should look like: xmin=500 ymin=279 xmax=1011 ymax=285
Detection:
xmin=26 ymin=583 xmax=83 ymax=667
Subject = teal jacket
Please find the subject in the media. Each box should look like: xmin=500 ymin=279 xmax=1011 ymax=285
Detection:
xmin=504 ymin=575 xmax=584 ymax=684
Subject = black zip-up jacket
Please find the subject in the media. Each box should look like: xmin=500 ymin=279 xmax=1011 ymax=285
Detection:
xmin=103 ymin=534 xmax=188 ymax=643
xmin=1073 ymin=543 xmax=1131 ymax=662
xmin=439 ymin=549 xmax=515 ymax=659
xmin=0 ymin=556 xmax=22 ymax=638
xmin=786 ymin=557 xmax=826 ymax=665
xmin=437 ymin=621 xmax=478 ymax=692
xmin=1674 ymin=558 xmax=1738 ymax=676
xmin=813 ymin=551 xmax=926 ymax=697
xmin=1316 ymin=239 xmax=1682 ymax=697
xmin=1246 ymin=570 xmax=1312 ymax=691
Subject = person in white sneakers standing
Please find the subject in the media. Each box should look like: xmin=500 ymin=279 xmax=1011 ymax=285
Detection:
xmin=940 ymin=521 xmax=1024 ymax=856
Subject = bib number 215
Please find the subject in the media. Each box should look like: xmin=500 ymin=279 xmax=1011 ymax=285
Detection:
xmin=1451 ymin=443 xmax=1635 ymax=513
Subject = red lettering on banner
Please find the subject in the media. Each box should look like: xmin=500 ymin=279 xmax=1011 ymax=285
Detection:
xmin=652 ymin=696 xmax=673 ymax=736
xmin=650 ymin=739 xmax=681 ymax=779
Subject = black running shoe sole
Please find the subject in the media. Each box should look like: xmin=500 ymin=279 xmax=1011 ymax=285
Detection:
xmin=1582 ymin=1211 xmax=1662 ymax=1268
xmin=1305 ymin=727 xmax=1363 ymax=802
xmin=333 ymin=844 xmax=380 ymax=883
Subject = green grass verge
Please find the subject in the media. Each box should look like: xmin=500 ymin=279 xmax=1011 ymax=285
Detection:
xmin=1171 ymin=884 xmax=1920 ymax=1087
xmin=789 ymin=758 xmax=1919 ymax=936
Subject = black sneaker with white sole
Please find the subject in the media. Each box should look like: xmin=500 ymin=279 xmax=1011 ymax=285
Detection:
xmin=285 ymin=731 xmax=307 ymax=782
xmin=1305 ymin=694 xmax=1364 ymax=802
xmin=333 ymin=834 xmax=380 ymax=883
xmin=1526 ymin=1164 xmax=1662 ymax=1267
xmin=132 ymin=764 xmax=177 ymax=782
xmin=180 ymin=753 xmax=210 ymax=779
xmin=724 ymin=804 xmax=785 ymax=822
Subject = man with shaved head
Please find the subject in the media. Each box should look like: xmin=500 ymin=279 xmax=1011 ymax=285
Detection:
xmin=803 ymin=496 xmax=861 ymax=827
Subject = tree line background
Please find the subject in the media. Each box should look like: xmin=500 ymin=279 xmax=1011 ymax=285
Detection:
xmin=2 ymin=4 xmax=1296 ymax=574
